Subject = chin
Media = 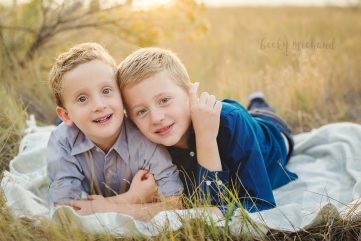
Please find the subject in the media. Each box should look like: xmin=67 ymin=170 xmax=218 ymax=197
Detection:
xmin=162 ymin=137 xmax=181 ymax=147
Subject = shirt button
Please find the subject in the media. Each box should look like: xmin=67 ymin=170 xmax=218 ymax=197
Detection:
xmin=206 ymin=180 xmax=212 ymax=186
xmin=189 ymin=151 xmax=195 ymax=157
xmin=216 ymin=180 xmax=223 ymax=185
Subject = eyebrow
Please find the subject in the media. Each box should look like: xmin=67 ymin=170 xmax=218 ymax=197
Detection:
xmin=70 ymin=89 xmax=86 ymax=101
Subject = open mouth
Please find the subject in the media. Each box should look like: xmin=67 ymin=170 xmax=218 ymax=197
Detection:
xmin=155 ymin=123 xmax=174 ymax=135
xmin=93 ymin=114 xmax=112 ymax=124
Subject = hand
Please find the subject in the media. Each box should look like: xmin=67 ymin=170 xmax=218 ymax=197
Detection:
xmin=188 ymin=82 xmax=222 ymax=140
xmin=68 ymin=195 xmax=112 ymax=215
xmin=127 ymin=170 xmax=158 ymax=204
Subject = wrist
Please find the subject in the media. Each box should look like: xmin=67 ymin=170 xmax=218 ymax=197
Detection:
xmin=194 ymin=131 xmax=218 ymax=141
xmin=112 ymin=191 xmax=136 ymax=204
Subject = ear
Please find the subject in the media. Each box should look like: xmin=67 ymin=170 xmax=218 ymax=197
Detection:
xmin=56 ymin=106 xmax=73 ymax=126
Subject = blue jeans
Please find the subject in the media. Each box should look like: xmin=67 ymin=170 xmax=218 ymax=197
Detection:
xmin=248 ymin=106 xmax=294 ymax=162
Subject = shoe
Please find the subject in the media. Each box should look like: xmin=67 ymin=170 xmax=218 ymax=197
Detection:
xmin=247 ymin=91 xmax=274 ymax=112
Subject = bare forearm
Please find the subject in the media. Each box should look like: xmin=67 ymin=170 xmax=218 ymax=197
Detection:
xmin=196 ymin=137 xmax=222 ymax=171
xmin=112 ymin=196 xmax=182 ymax=221
xmin=105 ymin=191 xmax=135 ymax=204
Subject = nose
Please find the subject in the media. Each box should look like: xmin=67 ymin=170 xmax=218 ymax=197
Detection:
xmin=92 ymin=96 xmax=106 ymax=112
xmin=150 ymin=109 xmax=165 ymax=124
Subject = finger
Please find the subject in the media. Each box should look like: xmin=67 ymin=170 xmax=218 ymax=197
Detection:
xmin=137 ymin=169 xmax=148 ymax=175
xmin=135 ymin=169 xmax=148 ymax=179
xmin=87 ymin=195 xmax=100 ymax=200
xmin=208 ymin=95 xmax=216 ymax=108
xmin=72 ymin=206 xmax=81 ymax=211
xmin=147 ymin=172 xmax=155 ymax=181
xmin=188 ymin=82 xmax=199 ymax=105
xmin=143 ymin=173 xmax=156 ymax=183
xmin=77 ymin=209 xmax=90 ymax=216
xmin=68 ymin=201 xmax=81 ymax=211
xmin=214 ymin=100 xmax=222 ymax=114
xmin=199 ymin=92 xmax=209 ymax=105
xmin=68 ymin=200 xmax=81 ymax=208
xmin=141 ymin=171 xmax=150 ymax=181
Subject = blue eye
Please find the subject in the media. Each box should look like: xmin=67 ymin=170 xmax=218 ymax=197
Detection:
xmin=78 ymin=96 xmax=87 ymax=102
xmin=137 ymin=109 xmax=147 ymax=117
xmin=103 ymin=88 xmax=112 ymax=95
xmin=160 ymin=97 xmax=170 ymax=105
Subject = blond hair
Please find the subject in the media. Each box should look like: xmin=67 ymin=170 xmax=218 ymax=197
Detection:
xmin=48 ymin=42 xmax=116 ymax=107
xmin=117 ymin=47 xmax=191 ymax=91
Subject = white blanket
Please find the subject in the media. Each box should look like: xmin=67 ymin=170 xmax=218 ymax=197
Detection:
xmin=2 ymin=117 xmax=361 ymax=237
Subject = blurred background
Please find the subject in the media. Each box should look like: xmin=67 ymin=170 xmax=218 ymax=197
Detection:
xmin=1 ymin=0 xmax=361 ymax=170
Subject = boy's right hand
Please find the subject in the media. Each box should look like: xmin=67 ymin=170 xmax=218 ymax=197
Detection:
xmin=127 ymin=170 xmax=158 ymax=204
xmin=189 ymin=82 xmax=222 ymax=140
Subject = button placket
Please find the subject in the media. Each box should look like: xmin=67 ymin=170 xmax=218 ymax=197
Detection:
xmin=104 ymin=151 xmax=116 ymax=194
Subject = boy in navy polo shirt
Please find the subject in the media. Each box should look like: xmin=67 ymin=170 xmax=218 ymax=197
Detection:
xmin=117 ymin=47 xmax=298 ymax=216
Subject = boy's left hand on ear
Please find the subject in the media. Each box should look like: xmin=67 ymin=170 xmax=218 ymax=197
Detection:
xmin=189 ymin=82 xmax=222 ymax=139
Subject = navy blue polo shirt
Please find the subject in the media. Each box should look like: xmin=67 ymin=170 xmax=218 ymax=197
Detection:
xmin=168 ymin=99 xmax=298 ymax=214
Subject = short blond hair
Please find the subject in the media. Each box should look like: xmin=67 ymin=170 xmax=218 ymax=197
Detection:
xmin=117 ymin=47 xmax=191 ymax=91
xmin=48 ymin=42 xmax=117 ymax=107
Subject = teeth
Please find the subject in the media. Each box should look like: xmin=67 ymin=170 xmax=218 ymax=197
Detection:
xmin=158 ymin=125 xmax=170 ymax=133
xmin=94 ymin=114 xmax=110 ymax=123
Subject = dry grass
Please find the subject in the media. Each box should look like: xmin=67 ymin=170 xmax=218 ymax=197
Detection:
xmin=162 ymin=7 xmax=361 ymax=133
xmin=1 ymin=5 xmax=361 ymax=241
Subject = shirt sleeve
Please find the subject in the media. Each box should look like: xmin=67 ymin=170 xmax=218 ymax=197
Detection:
xmin=232 ymin=111 xmax=276 ymax=212
xmin=195 ymin=108 xmax=276 ymax=213
xmin=47 ymin=131 xmax=85 ymax=205
xmin=196 ymin=163 xmax=229 ymax=205
xmin=146 ymin=144 xmax=184 ymax=196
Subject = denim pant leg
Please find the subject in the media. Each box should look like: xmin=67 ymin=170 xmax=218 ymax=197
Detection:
xmin=248 ymin=108 xmax=294 ymax=162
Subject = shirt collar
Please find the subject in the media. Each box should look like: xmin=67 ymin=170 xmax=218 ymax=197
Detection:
xmin=69 ymin=122 xmax=129 ymax=162
xmin=187 ymin=125 xmax=196 ymax=150
xmin=70 ymin=125 xmax=96 ymax=156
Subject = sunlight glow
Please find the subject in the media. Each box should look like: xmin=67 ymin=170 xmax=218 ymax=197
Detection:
xmin=132 ymin=0 xmax=174 ymax=10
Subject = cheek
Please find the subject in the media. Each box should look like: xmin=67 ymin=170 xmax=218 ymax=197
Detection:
xmin=133 ymin=118 xmax=150 ymax=134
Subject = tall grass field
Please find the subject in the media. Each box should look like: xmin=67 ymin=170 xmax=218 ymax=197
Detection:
xmin=1 ymin=4 xmax=361 ymax=240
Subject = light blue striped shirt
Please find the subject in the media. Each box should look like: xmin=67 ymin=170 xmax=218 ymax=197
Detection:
xmin=47 ymin=118 xmax=183 ymax=204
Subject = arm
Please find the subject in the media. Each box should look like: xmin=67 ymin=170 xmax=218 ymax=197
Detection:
xmin=187 ymin=83 xmax=231 ymax=215
xmin=47 ymin=131 xmax=85 ymax=205
xmin=188 ymin=83 xmax=223 ymax=171
xmin=110 ymin=195 xmax=182 ymax=221
xmin=213 ymin=101 xmax=276 ymax=212
xmin=68 ymin=169 xmax=159 ymax=213
xmin=69 ymin=194 xmax=182 ymax=221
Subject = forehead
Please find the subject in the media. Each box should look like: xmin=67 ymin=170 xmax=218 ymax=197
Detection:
xmin=61 ymin=60 xmax=116 ymax=99
xmin=63 ymin=60 xmax=114 ymax=83
xmin=124 ymin=72 xmax=182 ymax=96
xmin=122 ymin=72 xmax=187 ymax=107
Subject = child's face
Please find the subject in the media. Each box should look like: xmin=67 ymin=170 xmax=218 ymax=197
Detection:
xmin=56 ymin=60 xmax=124 ymax=151
xmin=122 ymin=71 xmax=191 ymax=148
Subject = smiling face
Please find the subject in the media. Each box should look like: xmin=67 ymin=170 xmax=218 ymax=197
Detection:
xmin=56 ymin=60 xmax=124 ymax=151
xmin=122 ymin=71 xmax=191 ymax=148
